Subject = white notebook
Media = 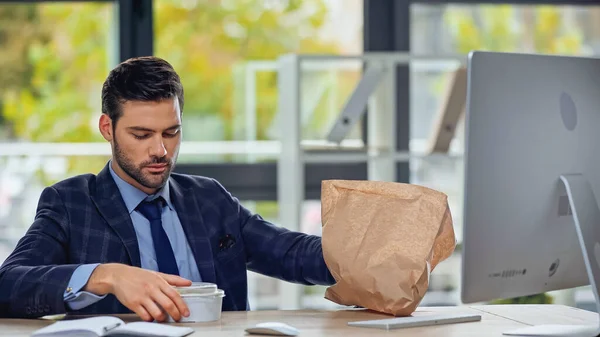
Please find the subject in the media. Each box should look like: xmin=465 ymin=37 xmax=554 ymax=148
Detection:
xmin=31 ymin=316 xmax=194 ymax=337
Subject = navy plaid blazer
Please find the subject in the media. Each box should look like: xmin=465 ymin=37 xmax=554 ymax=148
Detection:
xmin=0 ymin=163 xmax=335 ymax=318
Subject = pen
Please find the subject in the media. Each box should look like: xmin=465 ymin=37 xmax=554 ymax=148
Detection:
xmin=103 ymin=322 xmax=122 ymax=332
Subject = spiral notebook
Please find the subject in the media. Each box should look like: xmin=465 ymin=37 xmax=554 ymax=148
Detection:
xmin=31 ymin=316 xmax=194 ymax=337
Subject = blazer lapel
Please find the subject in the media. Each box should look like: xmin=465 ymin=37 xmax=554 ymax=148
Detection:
xmin=90 ymin=164 xmax=142 ymax=267
xmin=169 ymin=179 xmax=216 ymax=284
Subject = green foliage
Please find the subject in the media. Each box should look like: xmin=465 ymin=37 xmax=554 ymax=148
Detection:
xmin=444 ymin=5 xmax=583 ymax=55
xmin=154 ymin=0 xmax=338 ymax=141
xmin=1 ymin=3 xmax=110 ymax=143
xmin=0 ymin=1 xmax=340 ymax=179
xmin=431 ymin=6 xmax=585 ymax=97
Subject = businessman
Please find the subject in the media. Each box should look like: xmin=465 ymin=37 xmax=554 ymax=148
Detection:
xmin=0 ymin=56 xmax=335 ymax=322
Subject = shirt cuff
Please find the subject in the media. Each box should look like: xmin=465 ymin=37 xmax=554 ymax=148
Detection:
xmin=64 ymin=263 xmax=107 ymax=310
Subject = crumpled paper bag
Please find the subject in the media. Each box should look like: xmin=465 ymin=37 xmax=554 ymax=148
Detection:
xmin=321 ymin=179 xmax=456 ymax=316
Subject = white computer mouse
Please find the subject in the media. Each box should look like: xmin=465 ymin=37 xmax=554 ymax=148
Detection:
xmin=245 ymin=322 xmax=299 ymax=336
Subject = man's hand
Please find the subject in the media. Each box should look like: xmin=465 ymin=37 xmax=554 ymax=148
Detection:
xmin=84 ymin=263 xmax=192 ymax=322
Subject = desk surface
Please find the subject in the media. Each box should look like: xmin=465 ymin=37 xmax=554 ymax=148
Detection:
xmin=1 ymin=305 xmax=598 ymax=336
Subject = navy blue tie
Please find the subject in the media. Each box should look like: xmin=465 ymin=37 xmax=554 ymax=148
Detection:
xmin=136 ymin=197 xmax=179 ymax=276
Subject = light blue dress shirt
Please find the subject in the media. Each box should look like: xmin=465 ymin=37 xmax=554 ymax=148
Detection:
xmin=64 ymin=162 xmax=202 ymax=310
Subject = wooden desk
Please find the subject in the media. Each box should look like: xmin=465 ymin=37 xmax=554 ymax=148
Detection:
xmin=1 ymin=305 xmax=597 ymax=336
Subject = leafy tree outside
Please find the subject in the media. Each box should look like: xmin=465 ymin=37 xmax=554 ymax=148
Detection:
xmin=0 ymin=1 xmax=342 ymax=180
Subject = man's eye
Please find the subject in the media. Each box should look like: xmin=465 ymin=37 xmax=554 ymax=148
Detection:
xmin=133 ymin=134 xmax=149 ymax=139
xmin=163 ymin=132 xmax=178 ymax=138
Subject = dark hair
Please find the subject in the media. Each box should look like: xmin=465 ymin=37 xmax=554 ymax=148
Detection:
xmin=101 ymin=56 xmax=184 ymax=125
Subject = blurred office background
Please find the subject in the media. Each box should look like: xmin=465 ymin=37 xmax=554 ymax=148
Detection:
xmin=1 ymin=0 xmax=600 ymax=311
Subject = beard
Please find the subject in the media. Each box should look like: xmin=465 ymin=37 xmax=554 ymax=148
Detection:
xmin=113 ymin=136 xmax=175 ymax=191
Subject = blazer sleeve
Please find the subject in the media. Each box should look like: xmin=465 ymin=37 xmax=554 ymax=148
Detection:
xmin=211 ymin=179 xmax=335 ymax=286
xmin=0 ymin=186 xmax=82 ymax=318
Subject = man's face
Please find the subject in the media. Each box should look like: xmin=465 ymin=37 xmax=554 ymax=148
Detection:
xmin=100 ymin=98 xmax=182 ymax=194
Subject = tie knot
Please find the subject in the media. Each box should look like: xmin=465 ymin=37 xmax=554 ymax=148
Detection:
xmin=136 ymin=197 xmax=164 ymax=221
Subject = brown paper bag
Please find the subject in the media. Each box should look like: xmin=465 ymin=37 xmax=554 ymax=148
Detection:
xmin=321 ymin=179 xmax=456 ymax=316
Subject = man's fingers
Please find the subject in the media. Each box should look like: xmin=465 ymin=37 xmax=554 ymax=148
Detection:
xmin=158 ymin=273 xmax=192 ymax=287
xmin=143 ymin=299 xmax=167 ymax=323
xmin=161 ymin=283 xmax=190 ymax=317
xmin=152 ymin=290 xmax=182 ymax=322
xmin=133 ymin=304 xmax=152 ymax=322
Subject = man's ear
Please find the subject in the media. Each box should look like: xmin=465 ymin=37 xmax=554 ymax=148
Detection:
xmin=99 ymin=114 xmax=113 ymax=142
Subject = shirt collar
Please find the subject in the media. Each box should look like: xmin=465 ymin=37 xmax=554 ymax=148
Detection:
xmin=108 ymin=160 xmax=174 ymax=214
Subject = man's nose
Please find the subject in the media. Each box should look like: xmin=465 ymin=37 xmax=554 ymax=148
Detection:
xmin=149 ymin=136 xmax=167 ymax=158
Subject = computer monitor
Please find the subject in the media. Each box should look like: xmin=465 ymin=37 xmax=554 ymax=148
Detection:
xmin=460 ymin=51 xmax=600 ymax=336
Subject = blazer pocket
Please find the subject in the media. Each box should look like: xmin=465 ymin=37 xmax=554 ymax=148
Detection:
xmin=215 ymin=238 xmax=244 ymax=263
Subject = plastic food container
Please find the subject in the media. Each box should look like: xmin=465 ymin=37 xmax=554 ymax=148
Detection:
xmin=166 ymin=282 xmax=225 ymax=323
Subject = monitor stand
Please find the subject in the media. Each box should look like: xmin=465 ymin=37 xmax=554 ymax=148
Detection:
xmin=503 ymin=174 xmax=600 ymax=337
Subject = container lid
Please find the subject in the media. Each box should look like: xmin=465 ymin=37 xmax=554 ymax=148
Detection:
xmin=174 ymin=282 xmax=218 ymax=295
xmin=180 ymin=289 xmax=226 ymax=298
